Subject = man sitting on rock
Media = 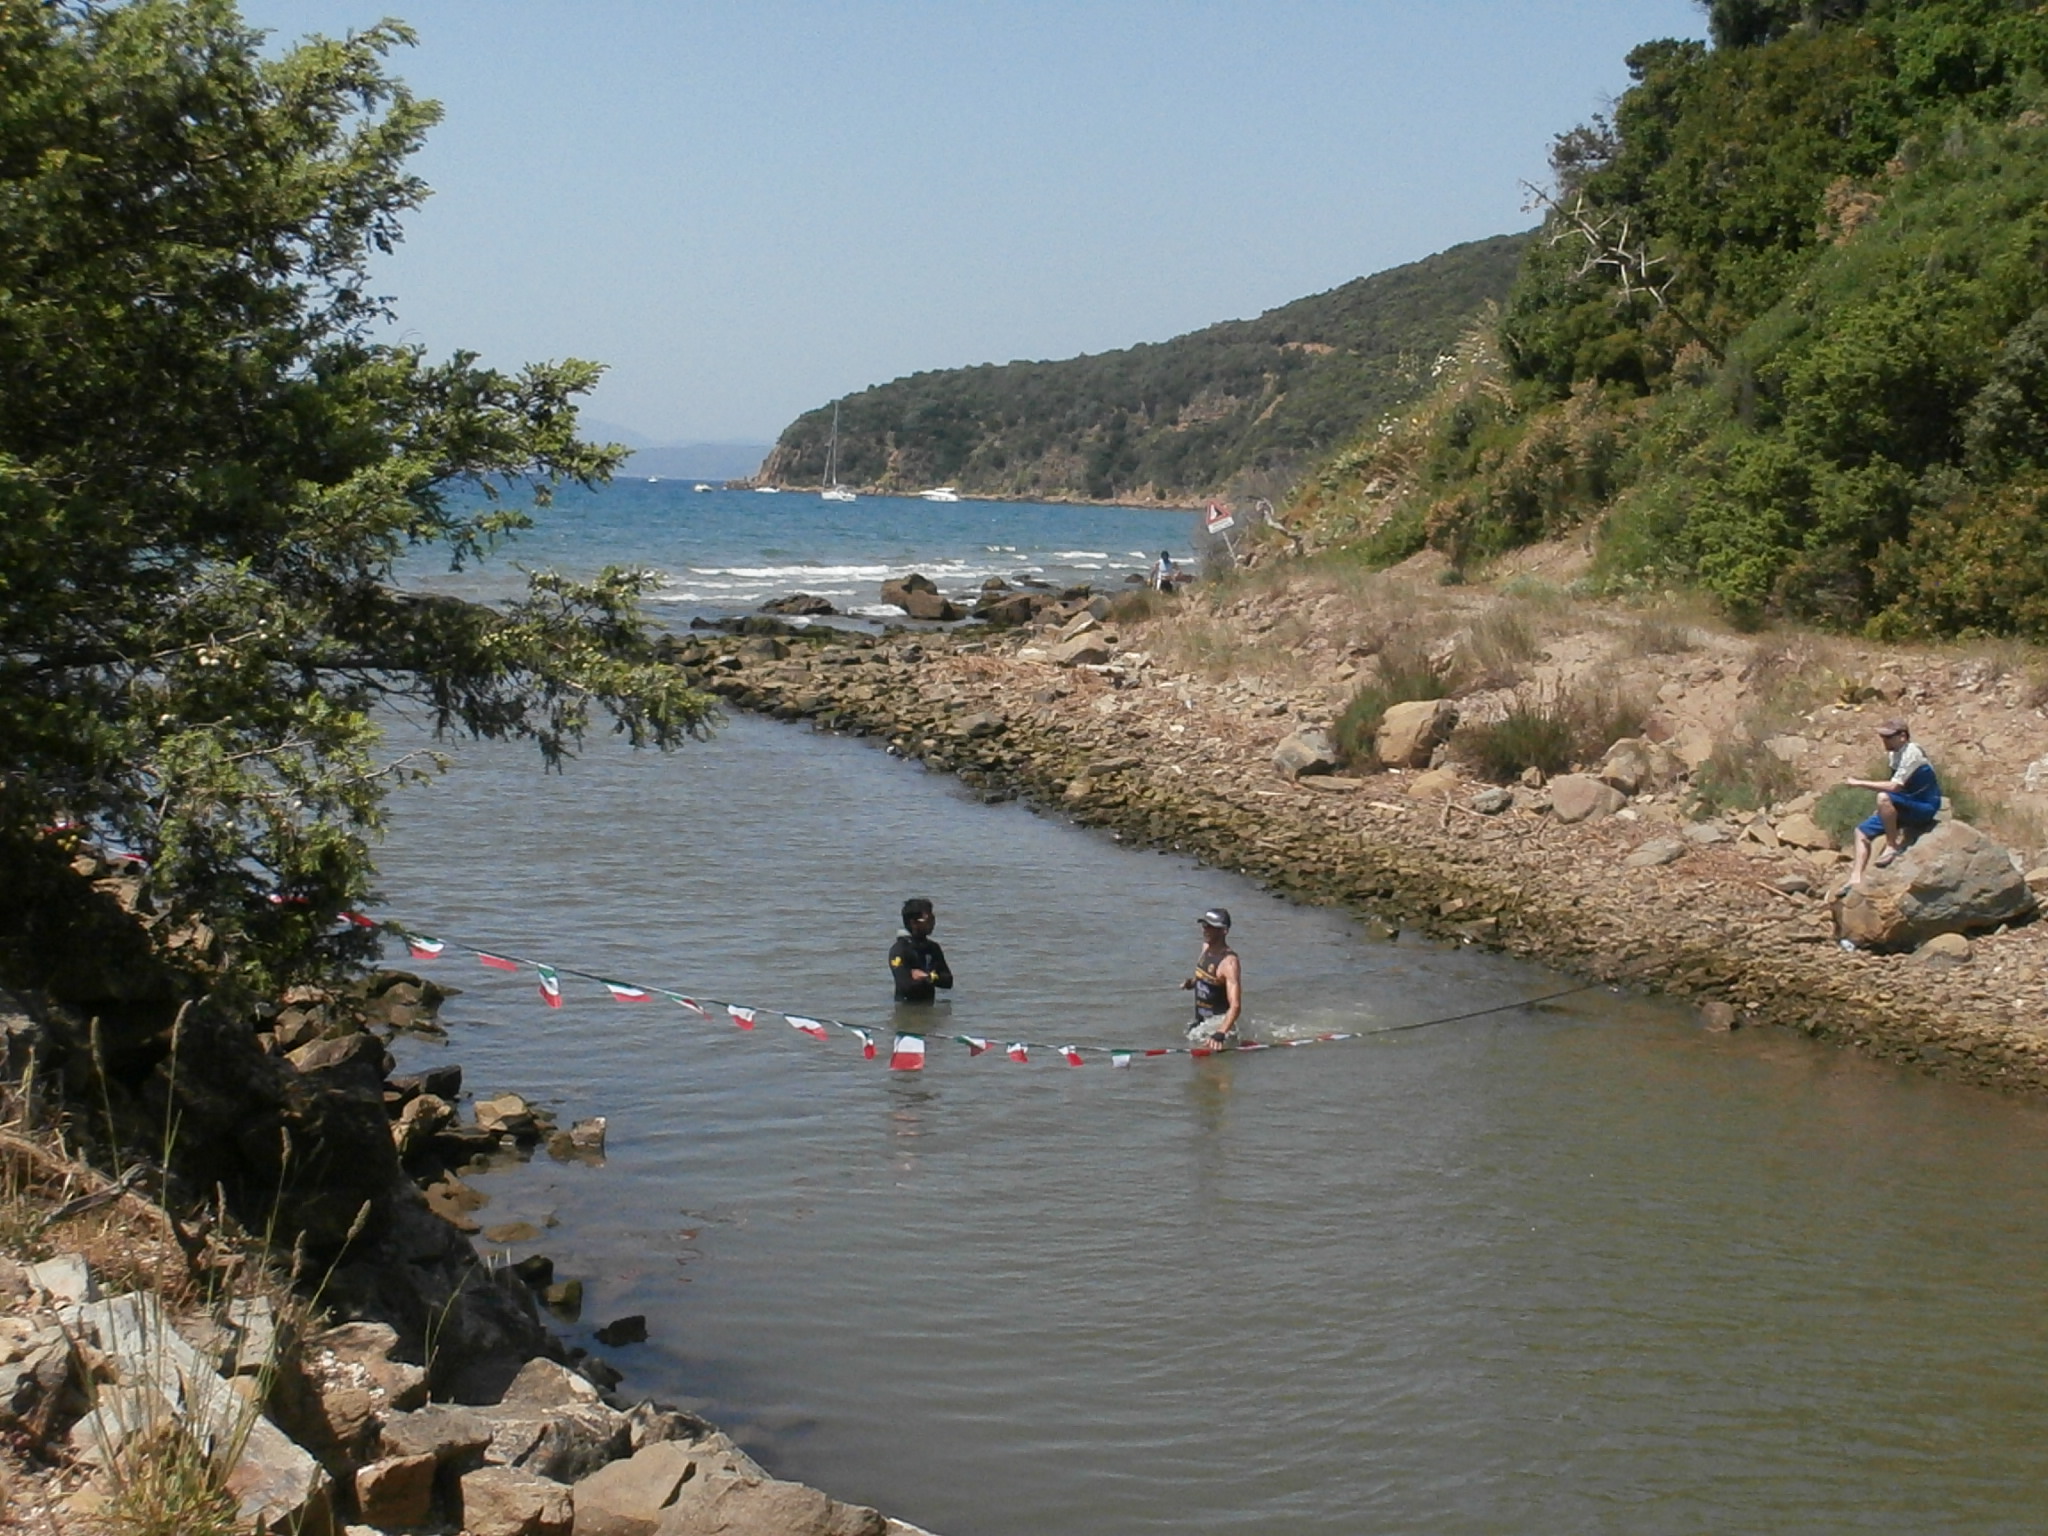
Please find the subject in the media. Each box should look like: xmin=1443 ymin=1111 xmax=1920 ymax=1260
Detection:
xmin=1844 ymin=719 xmax=1942 ymax=886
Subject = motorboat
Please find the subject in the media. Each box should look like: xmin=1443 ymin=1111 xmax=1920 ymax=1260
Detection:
xmin=693 ymin=483 xmax=712 ymax=493
xmin=753 ymin=485 xmax=781 ymax=494
xmin=920 ymin=486 xmax=962 ymax=502
xmin=821 ymin=402 xmax=857 ymax=502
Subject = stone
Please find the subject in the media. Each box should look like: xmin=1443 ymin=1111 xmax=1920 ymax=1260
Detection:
xmin=460 ymin=1465 xmax=573 ymax=1536
xmin=27 ymin=1254 xmax=95 ymax=1306
xmin=1373 ymin=699 xmax=1457 ymax=770
xmin=1271 ymin=729 xmax=1339 ymax=781
xmin=379 ymin=1402 xmax=496 ymax=1464
xmin=1835 ymin=821 xmax=2038 ymax=950
xmin=356 ymin=1453 xmax=437 ymax=1529
xmin=651 ymin=1460 xmax=885 ymax=1536
xmin=2025 ymin=866 xmax=2048 ymax=893
xmin=1682 ymin=820 xmax=1733 ymax=845
xmin=1548 ymin=774 xmax=1627 ymax=825
xmin=512 ymin=1255 xmax=556 ymax=1287
xmin=1915 ymin=932 xmax=1973 ymax=967
xmin=595 ymin=1315 xmax=649 ymax=1347
xmin=286 ymin=1029 xmax=385 ymax=1078
xmin=1404 ymin=766 xmax=1462 ymax=799
xmin=502 ymin=1359 xmax=604 ymax=1410
xmin=1775 ymin=812 xmax=1836 ymax=852
xmin=1296 ymin=774 xmax=1364 ymax=793
xmin=1763 ymin=734 xmax=1812 ymax=762
xmin=624 ymin=1403 xmax=716 ymax=1452
xmin=757 ymin=593 xmax=836 ymax=617
xmin=1055 ymin=611 xmax=1100 ymax=641
xmin=475 ymin=1093 xmax=541 ymax=1138
xmin=481 ymin=1393 xmax=630 ymax=1485
xmin=1742 ymin=814 xmax=1781 ymax=849
xmin=545 ymin=1279 xmax=584 ymax=1317
xmin=1048 ymin=632 xmax=1113 ymax=668
xmin=1596 ymin=737 xmax=1681 ymax=796
xmin=1671 ymin=723 xmax=1717 ymax=769
xmin=1468 ymin=787 xmax=1513 ymax=815
xmin=948 ymin=713 xmax=1005 ymax=741
xmin=393 ymin=1092 xmax=454 ymax=1158
xmin=1624 ymin=837 xmax=1686 ymax=868
xmin=1772 ymin=875 xmax=1814 ymax=896
xmin=571 ymin=1441 xmax=698 ymax=1536
xmin=1700 ymin=1001 xmax=1740 ymax=1032
xmin=484 ymin=1222 xmax=544 ymax=1245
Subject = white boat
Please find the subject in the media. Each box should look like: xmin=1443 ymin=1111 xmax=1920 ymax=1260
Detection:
xmin=693 ymin=483 xmax=712 ymax=493
xmin=920 ymin=486 xmax=962 ymax=503
xmin=754 ymin=485 xmax=780 ymax=494
xmin=646 ymin=476 xmax=660 ymax=483
xmin=820 ymin=402 xmax=857 ymax=502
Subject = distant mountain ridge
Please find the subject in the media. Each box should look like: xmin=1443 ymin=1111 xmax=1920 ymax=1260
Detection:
xmin=760 ymin=233 xmax=1529 ymax=503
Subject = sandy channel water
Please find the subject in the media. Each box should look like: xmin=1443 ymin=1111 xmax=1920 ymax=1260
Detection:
xmin=372 ymin=711 xmax=2048 ymax=1536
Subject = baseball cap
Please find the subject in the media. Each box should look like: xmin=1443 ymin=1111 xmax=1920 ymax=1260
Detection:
xmin=1198 ymin=907 xmax=1232 ymax=930
xmin=1876 ymin=719 xmax=1908 ymax=737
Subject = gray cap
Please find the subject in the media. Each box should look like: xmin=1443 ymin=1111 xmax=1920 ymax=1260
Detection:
xmin=1198 ymin=907 xmax=1232 ymax=931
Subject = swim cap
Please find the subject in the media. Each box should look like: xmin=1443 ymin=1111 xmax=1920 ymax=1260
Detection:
xmin=1198 ymin=907 xmax=1232 ymax=930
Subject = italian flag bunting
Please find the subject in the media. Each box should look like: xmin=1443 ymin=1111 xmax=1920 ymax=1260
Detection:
xmin=603 ymin=981 xmax=651 ymax=1002
xmin=537 ymin=966 xmax=562 ymax=1008
xmin=341 ymin=910 xmax=377 ymax=929
xmin=889 ymin=1034 xmax=926 ymax=1072
xmin=1143 ymin=1048 xmax=1169 ymax=1057
xmin=478 ymin=952 xmax=520 ymax=972
xmin=849 ymin=1027 xmax=876 ymax=1059
xmin=1006 ymin=1042 xmax=1029 ymax=1063
xmin=667 ymin=994 xmax=707 ymax=1016
xmin=1061 ymin=1045 xmax=1084 ymax=1067
xmin=404 ymin=934 xmax=445 ymax=960
xmin=727 ymin=1005 xmax=757 ymax=1031
xmin=786 ymin=1014 xmax=830 ymax=1041
xmin=958 ymin=1036 xmax=990 ymax=1056
xmin=1111 ymin=1052 xmax=1131 ymax=1068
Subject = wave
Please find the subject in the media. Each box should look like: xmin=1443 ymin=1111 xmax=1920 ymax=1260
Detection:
xmin=1050 ymin=550 xmax=1111 ymax=560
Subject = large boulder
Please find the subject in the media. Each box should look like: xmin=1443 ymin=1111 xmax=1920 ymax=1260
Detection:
xmin=1835 ymin=820 xmax=2037 ymax=949
xmin=460 ymin=1465 xmax=574 ymax=1536
xmin=758 ymin=593 xmax=836 ymax=617
xmin=1049 ymin=632 xmax=1113 ymax=668
xmin=1373 ymin=699 xmax=1456 ymax=769
xmin=879 ymin=575 xmax=960 ymax=621
xmin=1596 ymin=737 xmax=1682 ymax=796
xmin=1549 ymin=774 xmax=1628 ymax=824
xmin=1272 ymin=729 xmax=1339 ymax=781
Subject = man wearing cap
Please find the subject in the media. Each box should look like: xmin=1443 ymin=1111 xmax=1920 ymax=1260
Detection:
xmin=1181 ymin=907 xmax=1242 ymax=1048
xmin=1844 ymin=720 xmax=1942 ymax=886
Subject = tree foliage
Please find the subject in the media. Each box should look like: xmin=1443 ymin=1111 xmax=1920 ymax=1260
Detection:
xmin=1310 ymin=0 xmax=2048 ymax=637
xmin=0 ymin=1 xmax=712 ymax=989
xmin=759 ymin=235 xmax=1528 ymax=503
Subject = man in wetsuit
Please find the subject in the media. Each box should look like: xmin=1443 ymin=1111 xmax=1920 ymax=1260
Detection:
xmin=889 ymin=898 xmax=953 ymax=1004
xmin=1181 ymin=906 xmax=1242 ymax=1048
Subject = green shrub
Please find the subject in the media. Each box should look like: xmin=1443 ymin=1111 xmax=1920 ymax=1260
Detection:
xmin=1811 ymin=782 xmax=1867 ymax=846
xmin=1333 ymin=636 xmax=1446 ymax=766
xmin=1459 ymin=696 xmax=1576 ymax=781
xmin=1689 ymin=738 xmax=1804 ymax=816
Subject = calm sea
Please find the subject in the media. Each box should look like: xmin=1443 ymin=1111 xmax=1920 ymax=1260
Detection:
xmin=372 ymin=490 xmax=2048 ymax=1535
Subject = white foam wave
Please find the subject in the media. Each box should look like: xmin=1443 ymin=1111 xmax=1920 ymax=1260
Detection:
xmin=1051 ymin=550 xmax=1110 ymax=560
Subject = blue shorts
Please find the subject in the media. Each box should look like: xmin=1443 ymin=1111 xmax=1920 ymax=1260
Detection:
xmin=1859 ymin=791 xmax=1940 ymax=839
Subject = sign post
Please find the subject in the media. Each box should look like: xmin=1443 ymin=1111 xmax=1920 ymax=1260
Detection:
xmin=1204 ymin=500 xmax=1238 ymax=564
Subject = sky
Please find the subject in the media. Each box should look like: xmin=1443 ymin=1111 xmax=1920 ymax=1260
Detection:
xmin=237 ymin=1 xmax=1707 ymax=446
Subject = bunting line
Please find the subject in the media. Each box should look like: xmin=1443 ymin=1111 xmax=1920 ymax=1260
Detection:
xmin=348 ymin=913 xmax=1603 ymax=1073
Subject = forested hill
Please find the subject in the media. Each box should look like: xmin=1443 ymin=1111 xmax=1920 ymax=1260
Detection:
xmin=759 ymin=233 xmax=1528 ymax=503
xmin=1301 ymin=0 xmax=2048 ymax=640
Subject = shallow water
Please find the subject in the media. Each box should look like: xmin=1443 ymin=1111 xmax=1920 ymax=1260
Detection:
xmin=373 ymin=712 xmax=2048 ymax=1535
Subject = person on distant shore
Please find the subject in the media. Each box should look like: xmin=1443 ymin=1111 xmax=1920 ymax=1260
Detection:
xmin=1844 ymin=720 xmax=1942 ymax=886
xmin=889 ymin=898 xmax=953 ymax=1004
xmin=1152 ymin=550 xmax=1178 ymax=593
xmin=1182 ymin=907 xmax=1242 ymax=1049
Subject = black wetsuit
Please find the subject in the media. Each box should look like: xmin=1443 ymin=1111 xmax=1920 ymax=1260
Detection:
xmin=889 ymin=932 xmax=953 ymax=1003
xmin=1190 ymin=946 xmax=1236 ymax=1037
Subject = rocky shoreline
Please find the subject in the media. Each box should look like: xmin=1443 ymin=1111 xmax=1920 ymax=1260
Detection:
xmin=676 ymin=604 xmax=2048 ymax=1096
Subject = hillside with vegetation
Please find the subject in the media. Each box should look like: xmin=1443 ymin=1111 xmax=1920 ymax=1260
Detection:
xmin=1296 ymin=0 xmax=2048 ymax=640
xmin=759 ymin=234 xmax=1527 ymax=504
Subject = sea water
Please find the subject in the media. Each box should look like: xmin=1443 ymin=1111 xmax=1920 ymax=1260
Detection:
xmin=371 ymin=492 xmax=2048 ymax=1535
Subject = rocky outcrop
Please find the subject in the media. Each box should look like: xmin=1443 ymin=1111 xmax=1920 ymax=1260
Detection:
xmin=1373 ymin=699 xmax=1456 ymax=769
xmin=1272 ymin=729 xmax=1339 ymax=781
xmin=1835 ymin=821 xmax=2037 ymax=949
xmin=879 ymin=575 xmax=962 ymax=622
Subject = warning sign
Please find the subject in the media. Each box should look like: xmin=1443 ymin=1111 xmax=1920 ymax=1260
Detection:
xmin=1204 ymin=501 xmax=1236 ymax=535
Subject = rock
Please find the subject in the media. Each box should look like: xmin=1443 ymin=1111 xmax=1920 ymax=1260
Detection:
xmin=948 ymin=713 xmax=1005 ymax=741
xmin=2024 ymin=866 xmax=2048 ymax=893
xmin=286 ymin=1029 xmax=385 ymax=1080
xmin=1548 ymin=774 xmax=1627 ymax=824
xmin=1835 ymin=821 xmax=2038 ymax=949
xmin=1915 ymin=932 xmax=1973 ymax=967
xmin=460 ymin=1465 xmax=574 ymax=1536
xmin=1373 ymin=699 xmax=1456 ymax=770
xmin=1624 ymin=837 xmax=1686 ymax=868
xmin=1763 ymin=734 xmax=1812 ymax=762
xmin=393 ymin=1092 xmax=455 ymax=1158
xmin=1671 ymin=723 xmax=1717 ymax=769
xmin=1297 ymin=774 xmax=1364 ymax=793
xmin=512 ymin=1255 xmax=556 ymax=1288
xmin=879 ymin=578 xmax=961 ymax=621
xmin=379 ymin=1402 xmax=496 ymax=1465
xmin=502 ymin=1359 xmax=604 ymax=1410
xmin=1405 ymin=766 xmax=1462 ymax=799
xmin=1519 ymin=765 xmax=1545 ymax=789
xmin=1468 ymin=787 xmax=1513 ymax=815
xmin=1772 ymin=875 xmax=1815 ymax=896
xmin=757 ymin=594 xmax=836 ymax=617
xmin=1775 ymin=812 xmax=1836 ymax=851
xmin=972 ymin=592 xmax=1044 ymax=628
xmin=571 ymin=1441 xmax=698 ymax=1536
xmin=1271 ymin=729 xmax=1339 ymax=781
xmin=475 ymin=1093 xmax=541 ymax=1139
xmin=480 ymin=1362 xmax=629 ymax=1483
xmin=595 ymin=1316 xmax=649 ymax=1347
xmin=624 ymin=1403 xmax=716 ymax=1452
xmin=545 ymin=1279 xmax=584 ymax=1317
xmin=1596 ymin=737 xmax=1681 ymax=795
xmin=1048 ymin=632 xmax=1113 ymax=667
xmin=651 ymin=1458 xmax=886 ymax=1536
xmin=356 ymin=1453 xmax=437 ymax=1529
xmin=484 ymin=1222 xmax=543 ymax=1244
xmin=1682 ymin=821 xmax=1733 ymax=845
xmin=1056 ymin=611 xmax=1100 ymax=641
xmin=1700 ymin=1001 xmax=1739 ymax=1032
xmin=1742 ymin=814 xmax=1781 ymax=849
xmin=27 ymin=1254 xmax=96 ymax=1306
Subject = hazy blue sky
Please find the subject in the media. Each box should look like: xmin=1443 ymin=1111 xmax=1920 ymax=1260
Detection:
xmin=238 ymin=2 xmax=1706 ymax=445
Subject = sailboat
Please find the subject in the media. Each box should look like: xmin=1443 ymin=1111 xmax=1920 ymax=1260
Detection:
xmin=820 ymin=402 xmax=857 ymax=503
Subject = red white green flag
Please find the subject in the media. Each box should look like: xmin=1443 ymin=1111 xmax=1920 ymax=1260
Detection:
xmin=849 ymin=1027 xmax=876 ymax=1059
xmin=1061 ymin=1045 xmax=1084 ymax=1067
xmin=1111 ymin=1052 xmax=1132 ymax=1068
xmin=404 ymin=934 xmax=445 ymax=960
xmin=727 ymin=1005 xmax=757 ymax=1031
xmin=537 ymin=966 xmax=562 ymax=1008
xmin=786 ymin=1014 xmax=830 ymax=1041
xmin=665 ymin=994 xmax=707 ymax=1016
xmin=603 ymin=981 xmax=651 ymax=1002
xmin=478 ymin=952 xmax=520 ymax=972
xmin=341 ymin=910 xmax=377 ymax=928
xmin=1006 ymin=1043 xmax=1029 ymax=1063
xmin=890 ymin=1034 xmax=926 ymax=1071
xmin=958 ymin=1036 xmax=991 ymax=1056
